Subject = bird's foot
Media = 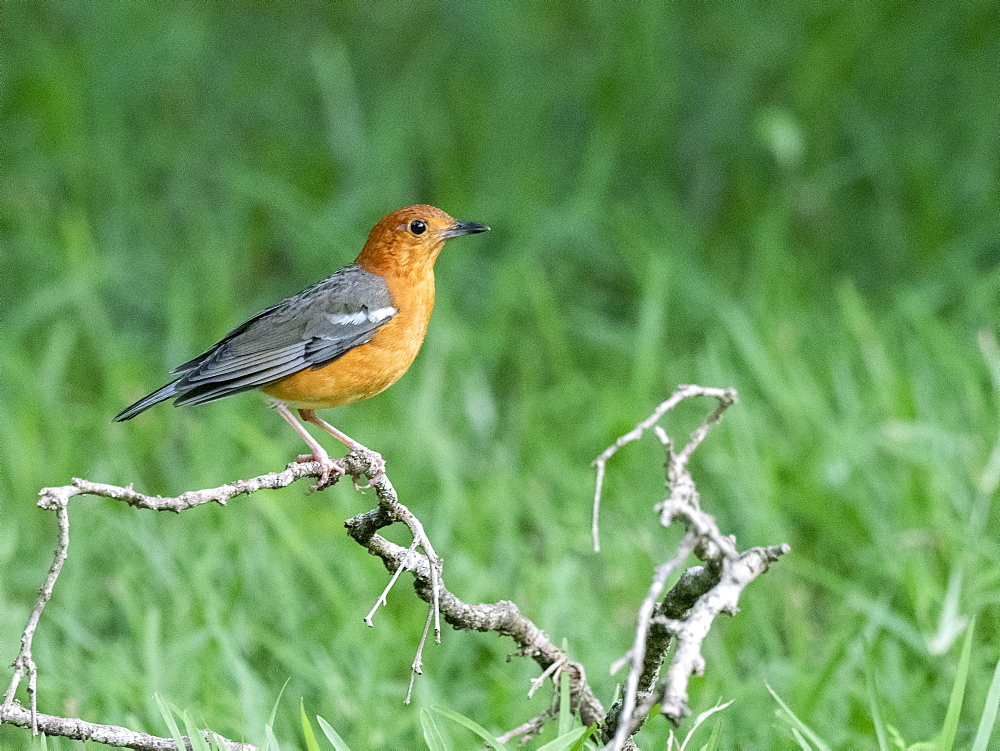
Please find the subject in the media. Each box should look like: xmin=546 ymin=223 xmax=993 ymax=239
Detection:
xmin=296 ymin=453 xmax=345 ymax=490
xmin=349 ymin=446 xmax=386 ymax=490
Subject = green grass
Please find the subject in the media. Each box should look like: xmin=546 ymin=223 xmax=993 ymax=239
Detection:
xmin=1 ymin=2 xmax=999 ymax=749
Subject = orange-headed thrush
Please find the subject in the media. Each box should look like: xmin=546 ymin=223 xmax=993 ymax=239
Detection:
xmin=115 ymin=205 xmax=490 ymax=483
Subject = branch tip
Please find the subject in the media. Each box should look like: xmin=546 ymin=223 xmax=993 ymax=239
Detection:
xmin=6 ymin=382 xmax=782 ymax=751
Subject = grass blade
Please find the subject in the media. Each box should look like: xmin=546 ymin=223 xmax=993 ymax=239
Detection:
xmin=569 ymin=724 xmax=597 ymax=751
xmin=268 ymin=678 xmax=291 ymax=729
xmin=538 ymin=725 xmax=588 ymax=750
xmin=316 ymin=715 xmax=353 ymax=751
xmin=971 ymin=654 xmax=1000 ymax=751
xmin=765 ymin=684 xmax=831 ymax=751
xmin=700 ymin=717 xmax=723 ymax=751
xmin=264 ymin=724 xmax=281 ymax=751
xmin=154 ymin=693 xmax=189 ymax=751
xmin=301 ymin=699 xmax=322 ymax=751
xmin=181 ymin=709 xmax=212 ymax=751
xmin=939 ymin=616 xmax=976 ymax=751
xmin=789 ymin=726 xmax=813 ymax=750
xmin=864 ymin=642 xmax=889 ymax=751
xmin=681 ymin=700 xmax=734 ymax=751
xmin=261 ymin=678 xmax=292 ymax=751
xmin=430 ymin=706 xmax=510 ymax=751
xmin=421 ymin=707 xmax=448 ymax=751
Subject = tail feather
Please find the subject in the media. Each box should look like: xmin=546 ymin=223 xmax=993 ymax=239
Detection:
xmin=113 ymin=380 xmax=181 ymax=421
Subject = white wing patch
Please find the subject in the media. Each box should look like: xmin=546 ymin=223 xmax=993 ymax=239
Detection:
xmin=327 ymin=306 xmax=397 ymax=326
xmin=327 ymin=311 xmax=366 ymax=325
xmin=367 ymin=306 xmax=396 ymax=323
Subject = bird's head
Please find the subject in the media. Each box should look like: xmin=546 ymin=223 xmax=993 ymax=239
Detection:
xmin=355 ymin=205 xmax=489 ymax=277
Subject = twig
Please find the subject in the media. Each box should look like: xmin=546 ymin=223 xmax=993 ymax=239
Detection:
xmin=608 ymin=534 xmax=697 ymax=750
xmin=1 ymin=455 xmax=359 ymax=749
xmin=34 ymin=459 xmax=336 ymax=514
xmin=1 ymin=699 xmax=255 ymax=750
xmin=361 ymin=470 xmax=444 ymax=644
xmin=496 ymin=708 xmax=557 ymax=745
xmin=365 ymin=538 xmax=419 ymax=627
xmin=609 ymin=649 xmax=633 ymax=677
xmin=528 ymin=656 xmax=566 ymax=699
xmin=591 ymin=385 xmax=737 ymax=551
xmin=658 ymin=544 xmax=789 ymax=721
xmin=405 ymin=607 xmax=435 ymax=705
xmin=595 ymin=386 xmax=788 ymax=750
xmin=345 ymin=498 xmax=607 ymax=729
xmin=2 ymin=502 xmax=70 ymax=734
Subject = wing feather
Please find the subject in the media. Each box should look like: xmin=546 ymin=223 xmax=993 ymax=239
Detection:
xmin=115 ymin=264 xmax=396 ymax=419
xmin=180 ymin=342 xmax=307 ymax=384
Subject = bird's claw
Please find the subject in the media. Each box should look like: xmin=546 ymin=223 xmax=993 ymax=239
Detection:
xmin=352 ymin=450 xmax=386 ymax=490
xmin=296 ymin=453 xmax=345 ymax=490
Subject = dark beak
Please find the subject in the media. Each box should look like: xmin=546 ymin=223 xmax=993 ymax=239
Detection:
xmin=442 ymin=221 xmax=490 ymax=239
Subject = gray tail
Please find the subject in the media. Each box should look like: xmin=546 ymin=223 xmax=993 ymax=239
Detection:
xmin=113 ymin=380 xmax=181 ymax=421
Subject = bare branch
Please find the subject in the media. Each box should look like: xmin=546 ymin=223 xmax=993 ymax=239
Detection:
xmin=344 ymin=479 xmax=608 ymax=729
xmin=496 ymin=708 xmax=556 ymax=745
xmin=4 ymin=382 xmax=783 ymax=751
xmin=405 ymin=606 xmax=434 ymax=705
xmin=1 ymin=698 xmax=255 ymax=750
xmin=596 ymin=386 xmax=788 ymax=750
xmin=592 ymin=385 xmax=737 ymax=551
xmin=607 ymin=533 xmax=697 ymax=750
xmin=365 ymin=538 xmax=418 ymax=627
xmin=2 ymin=501 xmax=70 ymax=733
xmin=2 ymin=456 xmax=353 ymax=749
xmin=4 ymin=445 xmax=604 ymax=748
xmin=528 ymin=656 xmax=567 ymax=699
xmin=658 ymin=543 xmax=789 ymax=721
xmin=35 ymin=458 xmax=338 ymax=514
xmin=342 ymin=469 xmax=445 ymax=648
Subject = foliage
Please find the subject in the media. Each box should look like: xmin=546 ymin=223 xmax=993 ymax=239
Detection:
xmin=2 ymin=2 xmax=998 ymax=748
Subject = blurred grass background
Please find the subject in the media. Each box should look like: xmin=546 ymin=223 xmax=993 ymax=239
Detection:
xmin=1 ymin=2 xmax=998 ymax=749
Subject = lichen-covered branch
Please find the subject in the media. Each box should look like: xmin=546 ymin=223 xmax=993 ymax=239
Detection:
xmin=596 ymin=385 xmax=790 ymax=750
xmin=34 ymin=459 xmax=335 ymax=514
xmin=1 ymin=699 xmax=255 ymax=751
xmin=3 ymin=447 xmax=605 ymax=749
xmin=344 ymin=470 xmax=608 ymax=730
xmin=3 ymin=383 xmax=785 ymax=751
xmin=2 ymin=458 xmax=343 ymax=750
xmin=657 ymin=543 xmax=789 ymax=720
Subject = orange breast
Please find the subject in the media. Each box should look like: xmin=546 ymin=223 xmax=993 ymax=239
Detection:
xmin=261 ymin=273 xmax=434 ymax=410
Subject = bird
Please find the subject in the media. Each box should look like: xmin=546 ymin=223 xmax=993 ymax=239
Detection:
xmin=115 ymin=204 xmax=490 ymax=484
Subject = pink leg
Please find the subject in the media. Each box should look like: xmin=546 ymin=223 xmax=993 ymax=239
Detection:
xmin=273 ymin=402 xmax=343 ymax=487
xmin=299 ymin=409 xmax=386 ymax=480
xmin=298 ymin=409 xmax=363 ymax=450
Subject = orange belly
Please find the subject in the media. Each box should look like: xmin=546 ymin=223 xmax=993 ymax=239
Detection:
xmin=261 ymin=279 xmax=432 ymax=409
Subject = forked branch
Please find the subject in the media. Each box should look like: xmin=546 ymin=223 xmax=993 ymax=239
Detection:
xmin=2 ymin=384 xmax=786 ymax=751
xmin=595 ymin=385 xmax=790 ymax=750
xmin=1 ymin=450 xmax=603 ymax=749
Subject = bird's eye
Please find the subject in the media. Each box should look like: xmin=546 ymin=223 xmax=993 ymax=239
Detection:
xmin=409 ymin=220 xmax=427 ymax=235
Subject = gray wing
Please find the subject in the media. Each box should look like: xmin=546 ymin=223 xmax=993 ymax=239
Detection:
xmin=114 ymin=264 xmax=395 ymax=419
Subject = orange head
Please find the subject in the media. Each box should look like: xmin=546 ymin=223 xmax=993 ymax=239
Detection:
xmin=354 ymin=205 xmax=489 ymax=278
